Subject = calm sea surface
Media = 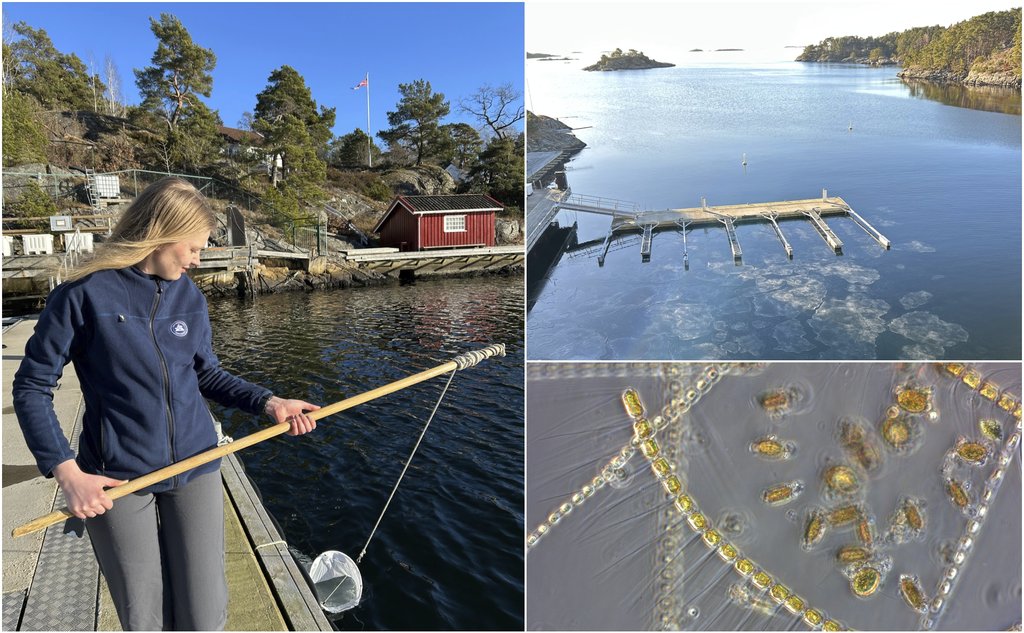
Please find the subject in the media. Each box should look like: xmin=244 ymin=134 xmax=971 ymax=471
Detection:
xmin=207 ymin=277 xmax=524 ymax=630
xmin=528 ymin=57 xmax=1022 ymax=360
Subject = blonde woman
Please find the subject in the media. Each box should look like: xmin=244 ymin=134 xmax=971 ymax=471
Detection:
xmin=13 ymin=177 xmax=320 ymax=630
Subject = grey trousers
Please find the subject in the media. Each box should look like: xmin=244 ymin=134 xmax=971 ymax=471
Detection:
xmin=87 ymin=470 xmax=227 ymax=631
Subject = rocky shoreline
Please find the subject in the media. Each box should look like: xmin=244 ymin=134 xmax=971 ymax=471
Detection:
xmin=193 ymin=258 xmax=521 ymax=300
xmin=583 ymin=58 xmax=674 ymax=71
xmin=525 ymin=113 xmax=587 ymax=153
xmin=797 ymin=59 xmax=1020 ymax=89
xmin=897 ymin=66 xmax=1022 ymax=89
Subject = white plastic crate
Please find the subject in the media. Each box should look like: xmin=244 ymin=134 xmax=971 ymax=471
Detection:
xmin=2 ymin=235 xmax=14 ymax=257
xmin=23 ymin=234 xmax=54 ymax=255
xmin=94 ymin=174 xmax=120 ymax=198
xmin=65 ymin=232 xmax=94 ymax=253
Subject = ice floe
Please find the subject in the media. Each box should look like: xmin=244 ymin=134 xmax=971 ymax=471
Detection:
xmin=819 ymin=261 xmax=881 ymax=285
xmin=903 ymin=240 xmax=936 ymax=253
xmin=808 ymin=295 xmax=891 ymax=358
xmin=899 ymin=291 xmax=932 ymax=310
xmin=888 ymin=311 xmax=968 ymax=356
xmin=773 ymin=319 xmax=816 ymax=354
xmin=753 ymin=276 xmax=827 ymax=318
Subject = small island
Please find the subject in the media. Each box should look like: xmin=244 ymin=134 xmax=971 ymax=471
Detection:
xmin=528 ymin=52 xmax=576 ymax=62
xmin=689 ymin=48 xmax=704 ymax=52
xmin=583 ymin=48 xmax=674 ymax=71
xmin=715 ymin=48 xmax=744 ymax=52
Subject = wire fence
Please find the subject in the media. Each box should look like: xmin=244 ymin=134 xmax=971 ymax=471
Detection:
xmin=3 ymin=169 xmax=264 ymax=214
xmin=2 ymin=168 xmax=335 ymax=256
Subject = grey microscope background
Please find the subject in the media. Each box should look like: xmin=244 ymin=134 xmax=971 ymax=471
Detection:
xmin=526 ymin=363 xmax=1022 ymax=631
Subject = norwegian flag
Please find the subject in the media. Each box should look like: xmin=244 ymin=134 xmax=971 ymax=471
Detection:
xmin=352 ymin=75 xmax=368 ymax=90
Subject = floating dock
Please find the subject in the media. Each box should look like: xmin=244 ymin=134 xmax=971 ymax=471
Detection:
xmin=559 ymin=192 xmax=889 ymax=264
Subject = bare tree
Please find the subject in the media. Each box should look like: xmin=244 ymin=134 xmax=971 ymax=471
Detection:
xmin=87 ymin=52 xmax=99 ymax=112
xmin=237 ymin=111 xmax=255 ymax=131
xmin=459 ymin=83 xmax=524 ymax=139
xmin=2 ymin=16 xmax=16 ymax=96
xmin=104 ymin=54 xmax=126 ymax=117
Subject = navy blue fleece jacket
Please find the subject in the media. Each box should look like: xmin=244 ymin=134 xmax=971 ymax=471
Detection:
xmin=13 ymin=266 xmax=272 ymax=492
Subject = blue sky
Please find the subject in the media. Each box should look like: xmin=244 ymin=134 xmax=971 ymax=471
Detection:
xmin=4 ymin=2 xmax=524 ymax=139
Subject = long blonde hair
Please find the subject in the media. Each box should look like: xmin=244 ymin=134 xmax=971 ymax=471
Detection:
xmin=68 ymin=177 xmax=217 ymax=281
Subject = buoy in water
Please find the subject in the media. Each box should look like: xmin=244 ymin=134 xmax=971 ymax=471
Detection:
xmin=309 ymin=550 xmax=363 ymax=613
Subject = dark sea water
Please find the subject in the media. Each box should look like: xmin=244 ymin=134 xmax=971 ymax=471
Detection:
xmin=527 ymin=58 xmax=1022 ymax=360
xmin=206 ymin=276 xmax=524 ymax=630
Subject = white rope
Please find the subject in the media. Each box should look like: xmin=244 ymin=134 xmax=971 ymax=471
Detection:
xmin=356 ymin=369 xmax=457 ymax=564
xmin=453 ymin=343 xmax=505 ymax=370
xmin=255 ymin=540 xmax=287 ymax=550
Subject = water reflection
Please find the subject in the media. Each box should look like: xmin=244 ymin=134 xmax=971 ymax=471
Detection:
xmin=901 ymin=79 xmax=1022 ymax=115
xmin=207 ymin=277 xmax=524 ymax=630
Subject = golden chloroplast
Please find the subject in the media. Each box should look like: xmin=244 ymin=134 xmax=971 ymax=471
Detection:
xmin=896 ymin=386 xmax=931 ymax=413
xmin=836 ymin=545 xmax=872 ymax=564
xmin=621 ymin=387 xmax=645 ymax=419
xmin=803 ymin=509 xmax=828 ymax=550
xmin=823 ymin=465 xmax=861 ymax=496
xmin=955 ymin=439 xmax=989 ymax=465
xmin=899 ymin=574 xmax=927 ymax=613
xmin=851 ymin=566 xmax=881 ymax=598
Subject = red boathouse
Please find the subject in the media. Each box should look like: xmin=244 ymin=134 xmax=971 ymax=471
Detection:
xmin=374 ymin=194 xmax=502 ymax=251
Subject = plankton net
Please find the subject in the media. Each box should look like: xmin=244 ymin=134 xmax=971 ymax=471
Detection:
xmin=309 ymin=550 xmax=362 ymax=613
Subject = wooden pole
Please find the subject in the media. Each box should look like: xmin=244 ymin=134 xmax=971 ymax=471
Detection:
xmin=13 ymin=344 xmax=505 ymax=538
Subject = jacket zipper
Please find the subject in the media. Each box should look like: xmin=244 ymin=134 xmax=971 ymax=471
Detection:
xmin=149 ymin=281 xmax=177 ymax=487
xmin=99 ymin=410 xmax=106 ymax=474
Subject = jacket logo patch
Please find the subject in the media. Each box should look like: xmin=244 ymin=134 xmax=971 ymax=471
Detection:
xmin=170 ymin=321 xmax=189 ymax=337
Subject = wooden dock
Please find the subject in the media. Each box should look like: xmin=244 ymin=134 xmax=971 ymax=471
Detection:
xmin=559 ymin=192 xmax=889 ymax=264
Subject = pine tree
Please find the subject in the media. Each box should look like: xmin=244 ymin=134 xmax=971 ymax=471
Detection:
xmin=134 ymin=13 xmax=216 ymax=133
xmin=328 ymin=128 xmax=381 ymax=168
xmin=378 ymin=79 xmax=450 ymax=165
xmin=2 ymin=90 xmax=48 ymax=167
xmin=253 ymin=65 xmax=335 ymax=220
xmin=467 ymin=134 xmax=524 ymax=213
xmin=5 ymin=22 xmax=102 ymax=110
xmin=169 ymin=101 xmax=224 ymax=174
xmin=438 ymin=122 xmax=483 ymax=170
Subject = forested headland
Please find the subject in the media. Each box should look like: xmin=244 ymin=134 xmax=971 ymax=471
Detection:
xmin=2 ymin=14 xmax=525 ymax=240
xmin=797 ymin=8 xmax=1021 ymax=88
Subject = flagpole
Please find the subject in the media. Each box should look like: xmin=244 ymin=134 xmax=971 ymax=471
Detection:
xmin=365 ymin=73 xmax=372 ymax=168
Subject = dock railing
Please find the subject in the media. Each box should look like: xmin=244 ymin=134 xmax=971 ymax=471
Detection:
xmin=560 ymin=194 xmax=640 ymax=217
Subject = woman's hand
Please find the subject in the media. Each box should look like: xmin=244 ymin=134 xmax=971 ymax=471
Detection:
xmin=264 ymin=396 xmax=321 ymax=436
xmin=52 ymin=460 xmax=127 ymax=519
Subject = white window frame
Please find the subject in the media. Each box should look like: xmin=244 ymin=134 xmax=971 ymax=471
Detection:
xmin=443 ymin=214 xmax=467 ymax=233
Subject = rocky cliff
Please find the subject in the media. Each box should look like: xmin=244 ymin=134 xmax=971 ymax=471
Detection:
xmin=525 ymin=113 xmax=587 ymax=154
xmin=897 ymin=67 xmax=1022 ymax=89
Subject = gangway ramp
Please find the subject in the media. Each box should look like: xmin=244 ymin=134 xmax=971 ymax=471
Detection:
xmin=640 ymin=225 xmax=654 ymax=262
xmin=802 ymin=208 xmax=843 ymax=254
xmin=558 ymin=194 xmax=640 ymax=218
xmin=761 ymin=211 xmax=793 ymax=258
xmin=844 ymin=206 xmax=891 ymax=249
